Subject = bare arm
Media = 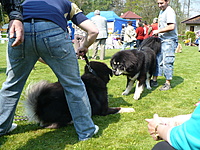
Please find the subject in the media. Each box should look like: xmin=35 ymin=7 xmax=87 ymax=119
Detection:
xmin=146 ymin=114 xmax=191 ymax=141
xmin=77 ymin=19 xmax=99 ymax=56
xmin=153 ymin=23 xmax=175 ymax=36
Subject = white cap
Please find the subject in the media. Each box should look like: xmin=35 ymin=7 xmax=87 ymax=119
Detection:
xmin=94 ymin=10 xmax=100 ymax=15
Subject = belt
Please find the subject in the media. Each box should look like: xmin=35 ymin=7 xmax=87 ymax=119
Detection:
xmin=23 ymin=18 xmax=51 ymax=23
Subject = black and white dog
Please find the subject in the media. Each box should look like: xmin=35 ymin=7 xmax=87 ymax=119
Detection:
xmin=25 ymin=61 xmax=135 ymax=128
xmin=110 ymin=37 xmax=161 ymax=100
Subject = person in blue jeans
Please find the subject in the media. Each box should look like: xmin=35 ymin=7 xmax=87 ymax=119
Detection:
xmin=0 ymin=0 xmax=99 ymax=141
xmin=150 ymin=0 xmax=178 ymax=91
xmin=0 ymin=0 xmax=24 ymax=134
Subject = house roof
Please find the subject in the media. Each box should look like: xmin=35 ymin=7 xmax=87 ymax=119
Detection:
xmin=181 ymin=15 xmax=200 ymax=24
xmin=120 ymin=11 xmax=142 ymax=19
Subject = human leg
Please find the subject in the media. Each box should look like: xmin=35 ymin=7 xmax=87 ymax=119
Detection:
xmin=136 ymin=39 xmax=140 ymax=48
xmin=92 ymin=39 xmax=100 ymax=59
xmin=99 ymin=38 xmax=106 ymax=60
xmin=151 ymin=51 xmax=162 ymax=87
xmin=152 ymin=141 xmax=176 ymax=150
xmin=159 ymin=40 xmax=177 ymax=90
xmin=0 ymin=28 xmax=38 ymax=136
xmin=130 ymin=41 xmax=135 ymax=49
xmin=35 ymin=22 xmax=97 ymax=140
xmin=121 ymin=41 xmax=128 ymax=50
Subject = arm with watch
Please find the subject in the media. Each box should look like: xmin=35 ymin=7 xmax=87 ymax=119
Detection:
xmin=145 ymin=106 xmax=200 ymax=150
xmin=145 ymin=113 xmax=191 ymax=141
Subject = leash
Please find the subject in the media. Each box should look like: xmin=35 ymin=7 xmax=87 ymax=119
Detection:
xmin=83 ymin=55 xmax=97 ymax=76
xmin=14 ymin=115 xmax=28 ymax=121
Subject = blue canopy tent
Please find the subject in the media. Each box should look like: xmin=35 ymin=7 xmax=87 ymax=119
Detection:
xmin=86 ymin=11 xmax=121 ymax=22
xmin=86 ymin=11 xmax=136 ymax=35
xmin=113 ymin=18 xmax=136 ymax=34
xmin=68 ymin=11 xmax=136 ymax=39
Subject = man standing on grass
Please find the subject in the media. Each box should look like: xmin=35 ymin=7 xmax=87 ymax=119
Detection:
xmin=0 ymin=0 xmax=99 ymax=141
xmin=91 ymin=10 xmax=108 ymax=60
xmin=151 ymin=0 xmax=178 ymax=91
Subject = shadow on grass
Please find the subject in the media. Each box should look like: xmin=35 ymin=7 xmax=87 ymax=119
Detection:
xmin=108 ymin=94 xmax=133 ymax=107
xmin=0 ymin=68 xmax=6 ymax=74
xmin=0 ymin=114 xmax=121 ymax=149
xmin=114 ymin=76 xmax=184 ymax=100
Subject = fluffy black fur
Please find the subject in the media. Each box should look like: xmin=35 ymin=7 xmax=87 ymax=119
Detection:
xmin=110 ymin=37 xmax=161 ymax=100
xmin=25 ymin=61 xmax=121 ymax=128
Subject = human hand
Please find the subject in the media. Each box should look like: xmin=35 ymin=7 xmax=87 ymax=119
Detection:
xmin=152 ymin=30 xmax=159 ymax=36
xmin=77 ymin=46 xmax=88 ymax=57
xmin=145 ymin=114 xmax=163 ymax=141
xmin=9 ymin=20 xmax=24 ymax=47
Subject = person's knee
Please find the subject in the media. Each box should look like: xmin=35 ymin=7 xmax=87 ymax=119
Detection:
xmin=152 ymin=141 xmax=175 ymax=150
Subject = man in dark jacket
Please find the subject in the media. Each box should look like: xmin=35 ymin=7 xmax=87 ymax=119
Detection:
xmin=0 ymin=0 xmax=24 ymax=46
xmin=0 ymin=0 xmax=23 ymax=135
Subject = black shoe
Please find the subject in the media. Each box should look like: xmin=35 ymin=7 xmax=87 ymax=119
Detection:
xmin=159 ymin=83 xmax=171 ymax=91
xmin=150 ymin=80 xmax=158 ymax=87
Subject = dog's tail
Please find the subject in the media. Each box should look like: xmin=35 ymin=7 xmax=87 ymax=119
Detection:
xmin=24 ymin=80 xmax=51 ymax=123
xmin=138 ymin=37 xmax=161 ymax=54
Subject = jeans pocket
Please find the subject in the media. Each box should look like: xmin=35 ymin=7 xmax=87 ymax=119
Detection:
xmin=44 ymin=33 xmax=71 ymax=59
xmin=8 ymin=38 xmax=24 ymax=61
xmin=165 ymin=53 xmax=175 ymax=65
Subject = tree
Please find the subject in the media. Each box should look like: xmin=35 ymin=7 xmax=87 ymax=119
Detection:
xmin=123 ymin=0 xmax=160 ymax=24
xmin=0 ymin=4 xmax=8 ymax=26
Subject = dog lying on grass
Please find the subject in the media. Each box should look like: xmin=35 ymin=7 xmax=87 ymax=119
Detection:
xmin=25 ymin=61 xmax=134 ymax=128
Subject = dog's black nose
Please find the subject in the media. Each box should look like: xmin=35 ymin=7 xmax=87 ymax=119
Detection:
xmin=112 ymin=70 xmax=121 ymax=76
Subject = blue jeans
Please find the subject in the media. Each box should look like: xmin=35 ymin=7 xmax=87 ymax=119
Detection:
xmin=154 ymin=39 xmax=178 ymax=80
xmin=0 ymin=20 xmax=96 ymax=140
xmin=121 ymin=41 xmax=135 ymax=50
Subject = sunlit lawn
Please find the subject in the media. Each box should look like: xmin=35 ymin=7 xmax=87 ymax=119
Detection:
xmin=0 ymin=41 xmax=200 ymax=150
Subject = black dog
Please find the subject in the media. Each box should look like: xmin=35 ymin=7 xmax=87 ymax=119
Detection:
xmin=25 ymin=61 xmax=121 ymax=128
xmin=110 ymin=37 xmax=161 ymax=100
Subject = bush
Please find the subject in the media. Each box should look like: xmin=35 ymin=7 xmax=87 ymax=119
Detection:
xmin=185 ymin=31 xmax=196 ymax=42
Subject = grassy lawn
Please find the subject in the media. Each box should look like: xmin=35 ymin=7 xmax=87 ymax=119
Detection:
xmin=0 ymin=42 xmax=200 ymax=150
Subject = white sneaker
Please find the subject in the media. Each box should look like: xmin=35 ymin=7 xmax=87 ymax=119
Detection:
xmin=79 ymin=125 xmax=99 ymax=141
xmin=93 ymin=125 xmax=99 ymax=135
xmin=8 ymin=123 xmax=17 ymax=133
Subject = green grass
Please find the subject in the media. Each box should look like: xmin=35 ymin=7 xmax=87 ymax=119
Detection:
xmin=0 ymin=42 xmax=200 ymax=150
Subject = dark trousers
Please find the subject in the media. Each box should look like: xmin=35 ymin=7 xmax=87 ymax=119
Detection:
xmin=136 ymin=39 xmax=143 ymax=47
xmin=152 ymin=141 xmax=176 ymax=150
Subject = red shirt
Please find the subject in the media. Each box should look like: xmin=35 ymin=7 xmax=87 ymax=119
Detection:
xmin=149 ymin=23 xmax=158 ymax=36
xmin=136 ymin=27 xmax=144 ymax=40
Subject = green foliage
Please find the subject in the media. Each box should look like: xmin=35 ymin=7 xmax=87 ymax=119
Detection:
xmin=178 ymin=34 xmax=186 ymax=41
xmin=124 ymin=0 xmax=159 ymax=24
xmin=0 ymin=42 xmax=200 ymax=149
xmin=0 ymin=0 xmax=186 ymax=34
xmin=185 ymin=31 xmax=196 ymax=42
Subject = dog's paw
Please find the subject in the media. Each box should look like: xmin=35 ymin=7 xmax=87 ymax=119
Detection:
xmin=117 ymin=108 xmax=135 ymax=113
xmin=122 ymin=91 xmax=129 ymax=95
xmin=133 ymin=94 xmax=140 ymax=100
xmin=146 ymin=86 xmax=152 ymax=90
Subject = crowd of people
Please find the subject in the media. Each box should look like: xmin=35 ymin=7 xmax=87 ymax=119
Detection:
xmin=0 ymin=0 xmax=200 ymax=149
